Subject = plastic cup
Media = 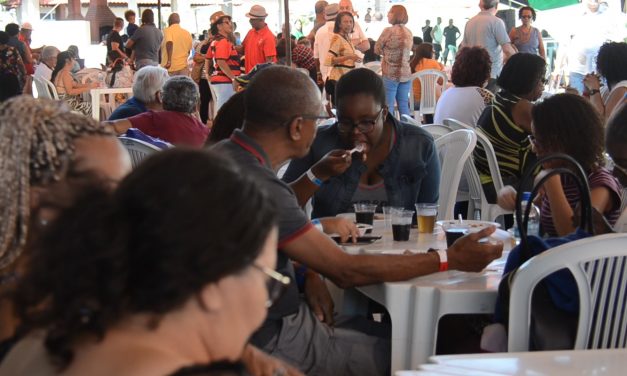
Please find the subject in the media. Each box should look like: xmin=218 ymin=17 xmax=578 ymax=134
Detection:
xmin=354 ymin=203 xmax=377 ymax=225
xmin=443 ymin=224 xmax=469 ymax=247
xmin=391 ymin=209 xmax=414 ymax=241
xmin=382 ymin=206 xmax=403 ymax=230
xmin=415 ymin=203 xmax=438 ymax=234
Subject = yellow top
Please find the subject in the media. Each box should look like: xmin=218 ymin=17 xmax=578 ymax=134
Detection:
xmin=161 ymin=24 xmax=193 ymax=72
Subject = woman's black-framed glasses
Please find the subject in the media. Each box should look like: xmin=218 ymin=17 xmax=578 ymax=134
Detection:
xmin=337 ymin=108 xmax=385 ymax=134
xmin=252 ymin=264 xmax=291 ymax=308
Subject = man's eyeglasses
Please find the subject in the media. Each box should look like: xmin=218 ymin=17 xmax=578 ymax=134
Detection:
xmin=521 ymin=15 xmax=533 ymax=19
xmin=301 ymin=115 xmax=332 ymax=127
xmin=252 ymin=264 xmax=291 ymax=308
xmin=337 ymin=108 xmax=385 ymax=134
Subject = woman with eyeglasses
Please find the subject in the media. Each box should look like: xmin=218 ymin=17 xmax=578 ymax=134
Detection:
xmin=324 ymin=11 xmax=362 ymax=106
xmin=473 ymin=53 xmax=546 ymax=203
xmin=497 ymin=94 xmax=622 ymax=237
xmin=206 ymin=11 xmax=241 ymax=112
xmin=508 ymin=6 xmax=545 ymax=59
xmin=283 ymin=68 xmax=440 ymax=217
xmin=0 ymin=149 xmax=294 ymax=376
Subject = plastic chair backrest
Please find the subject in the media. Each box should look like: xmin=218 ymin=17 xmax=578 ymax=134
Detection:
xmin=409 ymin=70 xmax=448 ymax=116
xmin=33 ymin=77 xmax=59 ymax=100
xmin=434 ymin=129 xmax=477 ymax=220
xmin=118 ymin=136 xmax=162 ymax=168
xmin=400 ymin=114 xmax=421 ymax=126
xmin=443 ymin=118 xmax=511 ymax=220
xmin=364 ymin=61 xmax=382 ymax=74
xmin=508 ymin=233 xmax=627 ymax=352
xmin=421 ymin=123 xmax=452 ymax=140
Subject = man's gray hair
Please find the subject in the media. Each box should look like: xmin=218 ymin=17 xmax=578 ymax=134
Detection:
xmin=482 ymin=0 xmax=499 ymax=9
xmin=162 ymin=76 xmax=199 ymax=114
xmin=132 ymin=66 xmax=169 ymax=104
xmin=41 ymin=46 xmax=60 ymax=63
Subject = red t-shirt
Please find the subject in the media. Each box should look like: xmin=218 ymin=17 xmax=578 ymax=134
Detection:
xmin=242 ymin=25 xmax=277 ymax=73
xmin=206 ymin=35 xmax=241 ymax=84
xmin=128 ymin=110 xmax=209 ymax=147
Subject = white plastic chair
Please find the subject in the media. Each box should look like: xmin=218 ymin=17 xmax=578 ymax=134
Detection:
xmin=443 ymin=118 xmax=513 ymax=222
xmin=364 ymin=61 xmax=382 ymax=75
xmin=32 ymin=76 xmax=59 ymax=100
xmin=421 ymin=123 xmax=452 ymax=140
xmin=118 ymin=137 xmax=163 ymax=168
xmin=434 ymin=129 xmax=477 ymax=220
xmin=508 ymin=233 xmax=627 ymax=352
xmin=409 ymin=69 xmax=448 ymax=119
xmin=615 ymin=210 xmax=627 ymax=233
xmin=400 ymin=114 xmax=420 ymax=127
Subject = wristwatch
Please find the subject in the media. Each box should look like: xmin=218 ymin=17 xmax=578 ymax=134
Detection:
xmin=588 ymin=89 xmax=600 ymax=96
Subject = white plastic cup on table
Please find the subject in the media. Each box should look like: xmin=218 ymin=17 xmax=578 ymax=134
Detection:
xmin=353 ymin=202 xmax=377 ymax=225
xmin=415 ymin=203 xmax=438 ymax=234
xmin=391 ymin=209 xmax=413 ymax=241
xmin=382 ymin=205 xmax=402 ymax=230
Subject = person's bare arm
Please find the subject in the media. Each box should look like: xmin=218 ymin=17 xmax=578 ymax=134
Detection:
xmin=283 ymin=227 xmax=502 ymax=289
xmin=165 ymin=41 xmax=173 ymax=69
xmin=355 ymin=39 xmax=370 ymax=52
xmin=216 ymin=59 xmax=237 ymax=81
xmin=111 ymin=42 xmax=128 ymax=59
xmin=103 ymin=119 xmax=133 ymax=135
xmin=538 ymin=32 xmax=546 ymax=60
xmin=502 ymin=43 xmax=516 ymax=62
xmin=125 ymin=39 xmax=135 ymax=50
xmin=61 ymin=73 xmax=95 ymax=95
xmin=508 ymin=27 xmax=517 ymax=44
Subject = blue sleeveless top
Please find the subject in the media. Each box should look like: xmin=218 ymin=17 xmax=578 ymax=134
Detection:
xmin=512 ymin=26 xmax=540 ymax=55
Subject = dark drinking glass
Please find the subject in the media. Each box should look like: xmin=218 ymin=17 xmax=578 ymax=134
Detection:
xmin=392 ymin=224 xmax=411 ymax=241
xmin=355 ymin=212 xmax=375 ymax=225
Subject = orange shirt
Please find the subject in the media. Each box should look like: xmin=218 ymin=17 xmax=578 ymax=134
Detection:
xmin=412 ymin=58 xmax=444 ymax=101
xmin=242 ymin=25 xmax=277 ymax=73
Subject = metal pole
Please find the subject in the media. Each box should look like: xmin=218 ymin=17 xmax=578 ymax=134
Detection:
xmin=284 ymin=0 xmax=292 ymax=66
xmin=158 ymin=0 xmax=162 ymax=29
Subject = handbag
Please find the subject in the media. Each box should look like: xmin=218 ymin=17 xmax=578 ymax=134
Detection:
xmin=495 ymin=153 xmax=594 ymax=351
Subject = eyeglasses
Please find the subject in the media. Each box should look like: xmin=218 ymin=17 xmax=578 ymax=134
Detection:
xmin=252 ymin=264 xmax=291 ymax=308
xmin=337 ymin=108 xmax=385 ymax=134
xmin=521 ymin=15 xmax=533 ymax=19
xmin=301 ymin=114 xmax=332 ymax=127
xmin=527 ymin=134 xmax=538 ymax=148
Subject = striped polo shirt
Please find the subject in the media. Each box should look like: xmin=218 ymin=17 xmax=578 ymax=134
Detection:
xmin=206 ymin=35 xmax=241 ymax=84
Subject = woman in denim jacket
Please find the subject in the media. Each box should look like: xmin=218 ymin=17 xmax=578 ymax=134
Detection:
xmin=283 ymin=68 xmax=440 ymax=218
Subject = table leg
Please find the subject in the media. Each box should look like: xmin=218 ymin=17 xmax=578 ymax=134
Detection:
xmin=409 ymin=287 xmax=439 ymax=368
xmin=91 ymin=91 xmax=100 ymax=121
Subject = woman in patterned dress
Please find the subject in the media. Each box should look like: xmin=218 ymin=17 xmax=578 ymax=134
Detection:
xmin=51 ymin=51 xmax=98 ymax=116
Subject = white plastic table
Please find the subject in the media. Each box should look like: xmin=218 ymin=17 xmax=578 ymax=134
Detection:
xmin=336 ymin=219 xmax=513 ymax=374
xmin=90 ymin=87 xmax=133 ymax=121
xmin=394 ymin=348 xmax=627 ymax=375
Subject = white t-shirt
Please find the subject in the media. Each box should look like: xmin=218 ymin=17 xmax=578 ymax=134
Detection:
xmin=313 ymin=21 xmax=335 ymax=81
xmin=434 ymin=86 xmax=493 ymax=126
xmin=33 ymin=63 xmax=53 ymax=81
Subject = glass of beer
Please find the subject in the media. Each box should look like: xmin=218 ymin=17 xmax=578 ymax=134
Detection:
xmin=415 ymin=203 xmax=438 ymax=234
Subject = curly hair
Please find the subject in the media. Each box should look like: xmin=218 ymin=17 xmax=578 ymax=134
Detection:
xmin=450 ymin=47 xmax=491 ymax=87
xmin=0 ymin=96 xmax=110 ymax=273
xmin=13 ymin=148 xmax=278 ymax=369
xmin=596 ymin=42 xmax=627 ymax=89
xmin=518 ymin=6 xmax=536 ymax=21
xmin=532 ymin=93 xmax=604 ymax=173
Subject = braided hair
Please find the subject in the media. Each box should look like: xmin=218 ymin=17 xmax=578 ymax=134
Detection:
xmin=0 ymin=96 xmax=111 ymax=273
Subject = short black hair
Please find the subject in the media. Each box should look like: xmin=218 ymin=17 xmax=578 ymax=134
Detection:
xmin=335 ymin=68 xmax=386 ymax=109
xmin=333 ymin=12 xmax=354 ymax=34
xmin=596 ymin=42 xmax=627 ymax=88
xmin=4 ymin=23 xmax=19 ymax=37
xmin=532 ymin=93 xmax=604 ymax=173
xmin=207 ymin=92 xmax=245 ymax=145
xmin=244 ymin=65 xmax=320 ymax=129
xmin=413 ymin=36 xmax=423 ymax=46
xmin=518 ymin=6 xmax=536 ymax=21
xmin=497 ymin=53 xmax=546 ymax=96
xmin=141 ymin=9 xmax=154 ymax=24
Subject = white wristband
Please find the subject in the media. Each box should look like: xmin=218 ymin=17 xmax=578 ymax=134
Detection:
xmin=306 ymin=169 xmax=323 ymax=187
